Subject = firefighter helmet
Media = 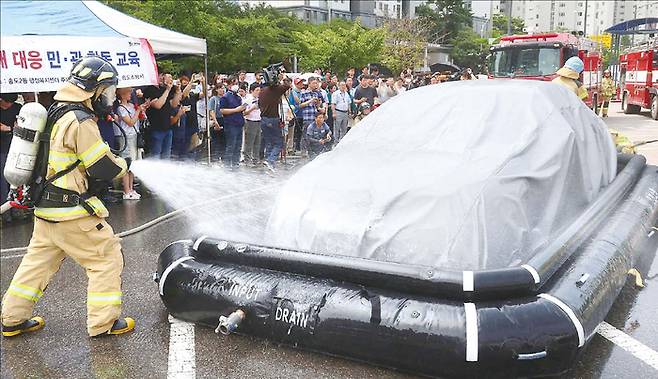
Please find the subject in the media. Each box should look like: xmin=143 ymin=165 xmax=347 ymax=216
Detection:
xmin=563 ymin=57 xmax=584 ymax=74
xmin=68 ymin=55 xmax=119 ymax=93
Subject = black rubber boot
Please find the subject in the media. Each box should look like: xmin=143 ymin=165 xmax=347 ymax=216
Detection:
xmin=2 ymin=316 xmax=45 ymax=337
xmin=92 ymin=317 xmax=135 ymax=337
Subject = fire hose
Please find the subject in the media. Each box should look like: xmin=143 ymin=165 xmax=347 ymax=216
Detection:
xmin=632 ymin=139 xmax=658 ymax=148
xmin=0 ymin=183 xmax=280 ymax=257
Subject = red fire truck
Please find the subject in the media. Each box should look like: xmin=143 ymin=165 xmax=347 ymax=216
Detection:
xmin=489 ymin=33 xmax=603 ymax=111
xmin=619 ymin=40 xmax=658 ymax=120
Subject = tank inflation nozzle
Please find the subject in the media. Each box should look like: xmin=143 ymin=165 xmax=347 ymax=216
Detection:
xmin=215 ymin=309 xmax=245 ymax=335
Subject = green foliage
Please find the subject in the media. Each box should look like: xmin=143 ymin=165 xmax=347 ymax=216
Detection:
xmin=102 ymin=0 xmax=306 ymax=73
xmin=380 ymin=18 xmax=430 ymax=74
xmin=450 ymin=28 xmax=489 ymax=72
xmin=293 ymin=20 xmax=384 ymax=74
xmin=103 ymin=0 xmax=389 ymax=75
xmin=416 ymin=0 xmax=472 ymax=44
xmin=491 ymin=14 xmax=525 ymax=37
xmin=601 ymin=46 xmax=614 ymax=67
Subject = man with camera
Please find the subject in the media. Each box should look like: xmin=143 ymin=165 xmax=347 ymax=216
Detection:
xmin=258 ymin=67 xmax=291 ymax=173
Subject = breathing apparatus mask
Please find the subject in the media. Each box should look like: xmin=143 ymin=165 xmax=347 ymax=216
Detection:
xmin=92 ymin=84 xmax=117 ymax=117
xmin=68 ymin=55 xmax=119 ymax=117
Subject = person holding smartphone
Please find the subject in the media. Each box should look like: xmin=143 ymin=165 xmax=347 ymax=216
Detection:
xmin=178 ymin=74 xmax=202 ymax=159
xmin=242 ymin=83 xmax=262 ymax=166
xmin=220 ymin=76 xmax=247 ymax=169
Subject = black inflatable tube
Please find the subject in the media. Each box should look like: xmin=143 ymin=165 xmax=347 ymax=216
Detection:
xmin=157 ymin=166 xmax=658 ymax=378
xmin=158 ymin=242 xmax=580 ymax=378
xmin=189 ymin=155 xmax=646 ymax=301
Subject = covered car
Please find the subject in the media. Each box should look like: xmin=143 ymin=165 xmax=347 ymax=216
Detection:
xmin=265 ymin=80 xmax=617 ymax=270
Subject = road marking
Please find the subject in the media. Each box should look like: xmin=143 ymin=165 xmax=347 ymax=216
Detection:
xmin=168 ymin=315 xmax=196 ymax=379
xmin=597 ymin=321 xmax=658 ymax=371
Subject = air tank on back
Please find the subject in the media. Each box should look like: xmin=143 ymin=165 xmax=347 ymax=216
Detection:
xmin=3 ymin=102 xmax=48 ymax=187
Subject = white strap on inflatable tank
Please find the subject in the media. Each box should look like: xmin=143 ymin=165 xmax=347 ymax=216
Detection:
xmin=464 ymin=302 xmax=478 ymax=361
xmin=193 ymin=235 xmax=207 ymax=251
xmin=539 ymin=293 xmax=585 ymax=347
xmin=462 ymin=271 xmax=474 ymax=292
xmin=159 ymin=256 xmax=194 ymax=296
xmin=521 ymin=264 xmax=541 ymax=284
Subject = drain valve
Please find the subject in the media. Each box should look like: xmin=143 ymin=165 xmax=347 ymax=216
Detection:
xmin=215 ymin=309 xmax=246 ymax=335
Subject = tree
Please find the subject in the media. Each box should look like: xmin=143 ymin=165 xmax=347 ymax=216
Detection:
xmin=415 ymin=0 xmax=473 ymax=44
xmin=491 ymin=14 xmax=525 ymax=37
xmin=293 ymin=20 xmax=384 ymax=74
xmin=380 ymin=18 xmax=430 ymax=74
xmin=450 ymin=28 xmax=489 ymax=73
xmin=102 ymin=0 xmax=307 ymax=73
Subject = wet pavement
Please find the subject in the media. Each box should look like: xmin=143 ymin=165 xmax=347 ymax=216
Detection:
xmin=1 ymin=102 xmax=657 ymax=379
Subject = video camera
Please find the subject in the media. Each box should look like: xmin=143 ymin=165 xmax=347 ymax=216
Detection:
xmin=262 ymin=62 xmax=286 ymax=86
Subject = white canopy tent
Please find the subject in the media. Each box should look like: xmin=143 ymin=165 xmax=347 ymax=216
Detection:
xmin=82 ymin=1 xmax=207 ymax=55
xmin=1 ymin=0 xmax=207 ymax=56
xmin=1 ymin=0 xmax=212 ymax=160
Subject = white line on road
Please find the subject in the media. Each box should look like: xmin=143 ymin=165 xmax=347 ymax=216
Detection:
xmin=597 ymin=321 xmax=658 ymax=371
xmin=168 ymin=315 xmax=196 ymax=379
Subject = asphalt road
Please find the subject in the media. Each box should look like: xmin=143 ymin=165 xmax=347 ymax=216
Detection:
xmin=1 ymin=101 xmax=657 ymax=379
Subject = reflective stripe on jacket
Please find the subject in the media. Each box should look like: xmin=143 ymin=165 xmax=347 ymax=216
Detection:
xmin=35 ymin=106 xmax=127 ymax=222
xmin=601 ymin=77 xmax=615 ymax=99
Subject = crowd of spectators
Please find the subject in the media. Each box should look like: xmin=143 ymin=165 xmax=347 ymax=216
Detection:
xmin=0 ymin=64 xmax=480 ymax=214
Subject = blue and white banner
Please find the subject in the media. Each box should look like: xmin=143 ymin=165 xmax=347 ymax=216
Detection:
xmin=0 ymin=36 xmax=159 ymax=93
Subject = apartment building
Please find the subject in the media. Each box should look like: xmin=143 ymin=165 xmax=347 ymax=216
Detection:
xmin=499 ymin=0 xmax=657 ymax=36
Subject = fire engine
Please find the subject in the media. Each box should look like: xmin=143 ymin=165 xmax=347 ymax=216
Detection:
xmin=489 ymin=33 xmax=603 ymax=111
xmin=619 ymin=39 xmax=658 ymax=120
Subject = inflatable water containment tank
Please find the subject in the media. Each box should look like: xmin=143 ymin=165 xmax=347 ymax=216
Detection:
xmin=155 ymin=81 xmax=658 ymax=377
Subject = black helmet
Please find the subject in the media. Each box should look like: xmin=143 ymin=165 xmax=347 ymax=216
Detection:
xmin=68 ymin=55 xmax=118 ymax=92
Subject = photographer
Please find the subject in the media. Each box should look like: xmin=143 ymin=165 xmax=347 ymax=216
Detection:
xmin=179 ymin=73 xmax=204 ymax=159
xmin=377 ymin=77 xmax=398 ymax=104
xmin=258 ymin=67 xmax=291 ymax=173
xmin=144 ymin=73 xmax=174 ymax=159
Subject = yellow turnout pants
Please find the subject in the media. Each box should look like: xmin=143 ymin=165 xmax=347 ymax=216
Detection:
xmin=1 ymin=216 xmax=124 ymax=336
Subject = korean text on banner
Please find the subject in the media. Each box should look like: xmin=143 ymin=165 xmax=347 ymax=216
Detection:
xmin=0 ymin=36 xmax=159 ymax=93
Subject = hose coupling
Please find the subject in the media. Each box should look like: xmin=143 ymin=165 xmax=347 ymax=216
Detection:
xmin=215 ymin=309 xmax=245 ymax=335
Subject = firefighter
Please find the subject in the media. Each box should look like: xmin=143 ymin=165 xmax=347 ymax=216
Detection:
xmin=600 ymin=69 xmax=615 ymax=117
xmin=552 ymin=56 xmax=588 ymax=101
xmin=1 ymin=56 xmax=134 ymax=337
xmin=609 ymin=129 xmax=636 ymax=154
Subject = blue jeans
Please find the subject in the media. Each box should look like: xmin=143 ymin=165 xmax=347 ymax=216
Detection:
xmin=223 ymin=124 xmax=243 ymax=167
xmin=0 ymin=152 xmax=9 ymax=203
xmin=150 ymin=129 xmax=173 ymax=159
xmin=172 ymin=125 xmax=190 ymax=158
xmin=261 ymin=117 xmax=283 ymax=165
